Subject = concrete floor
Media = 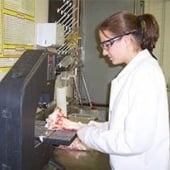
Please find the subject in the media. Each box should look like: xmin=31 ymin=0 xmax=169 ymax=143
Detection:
xmin=51 ymin=148 xmax=111 ymax=170
xmin=42 ymin=143 xmax=111 ymax=170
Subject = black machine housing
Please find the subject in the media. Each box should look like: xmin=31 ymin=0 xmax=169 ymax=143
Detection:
xmin=0 ymin=49 xmax=57 ymax=170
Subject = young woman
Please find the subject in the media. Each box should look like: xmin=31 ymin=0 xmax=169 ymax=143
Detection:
xmin=46 ymin=11 xmax=169 ymax=170
xmin=77 ymin=11 xmax=169 ymax=170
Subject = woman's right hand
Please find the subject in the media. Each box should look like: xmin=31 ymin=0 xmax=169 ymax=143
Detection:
xmin=45 ymin=107 xmax=86 ymax=130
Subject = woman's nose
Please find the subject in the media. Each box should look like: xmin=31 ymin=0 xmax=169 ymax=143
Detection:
xmin=102 ymin=48 xmax=108 ymax=56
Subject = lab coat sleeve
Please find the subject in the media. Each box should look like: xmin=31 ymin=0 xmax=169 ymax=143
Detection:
xmin=77 ymin=124 xmax=117 ymax=154
xmin=88 ymin=120 xmax=108 ymax=129
xmin=78 ymin=66 xmax=167 ymax=155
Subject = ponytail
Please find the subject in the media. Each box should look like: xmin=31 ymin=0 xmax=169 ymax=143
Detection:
xmin=137 ymin=14 xmax=159 ymax=52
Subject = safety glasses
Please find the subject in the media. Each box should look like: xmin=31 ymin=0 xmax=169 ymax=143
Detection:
xmin=100 ymin=30 xmax=137 ymax=50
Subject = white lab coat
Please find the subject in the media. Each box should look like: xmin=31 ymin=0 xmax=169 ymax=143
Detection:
xmin=77 ymin=49 xmax=170 ymax=170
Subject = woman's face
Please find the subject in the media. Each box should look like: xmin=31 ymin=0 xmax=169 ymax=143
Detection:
xmin=98 ymin=30 xmax=132 ymax=65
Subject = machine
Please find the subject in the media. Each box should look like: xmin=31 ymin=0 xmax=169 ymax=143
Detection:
xmin=0 ymin=49 xmax=76 ymax=170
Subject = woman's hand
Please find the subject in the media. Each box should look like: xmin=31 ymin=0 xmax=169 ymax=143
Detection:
xmin=45 ymin=107 xmax=86 ymax=130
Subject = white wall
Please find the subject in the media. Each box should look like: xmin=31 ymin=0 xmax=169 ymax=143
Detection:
xmin=145 ymin=0 xmax=170 ymax=107
xmin=35 ymin=0 xmax=49 ymax=22
xmin=162 ymin=1 xmax=170 ymax=88
xmin=144 ymin=0 xmax=165 ymax=64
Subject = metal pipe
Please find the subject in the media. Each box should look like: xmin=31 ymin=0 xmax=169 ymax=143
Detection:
xmin=57 ymin=2 xmax=68 ymax=13
xmin=57 ymin=5 xmax=74 ymax=23
xmin=81 ymin=72 xmax=93 ymax=108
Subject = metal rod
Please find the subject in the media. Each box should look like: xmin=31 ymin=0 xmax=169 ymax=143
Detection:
xmin=64 ymin=21 xmax=78 ymax=38
xmin=57 ymin=5 xmax=74 ymax=23
xmin=63 ymin=15 xmax=75 ymax=26
xmin=73 ymin=75 xmax=83 ymax=105
xmin=57 ymin=2 xmax=68 ymax=13
xmin=62 ymin=2 xmax=72 ymax=12
xmin=60 ymin=2 xmax=72 ymax=15
xmin=81 ymin=72 xmax=93 ymax=108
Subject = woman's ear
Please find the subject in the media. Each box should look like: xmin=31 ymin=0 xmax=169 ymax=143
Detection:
xmin=123 ymin=34 xmax=132 ymax=45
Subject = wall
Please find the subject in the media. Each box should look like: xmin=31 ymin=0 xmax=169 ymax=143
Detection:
xmin=161 ymin=1 xmax=170 ymax=108
xmin=145 ymin=0 xmax=170 ymax=107
xmin=162 ymin=1 xmax=170 ymax=89
xmin=144 ymin=0 xmax=164 ymax=63
xmin=35 ymin=0 xmax=49 ymax=22
xmin=0 ymin=0 xmax=49 ymax=81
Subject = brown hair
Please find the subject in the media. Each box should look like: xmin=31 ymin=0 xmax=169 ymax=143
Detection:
xmin=99 ymin=11 xmax=159 ymax=52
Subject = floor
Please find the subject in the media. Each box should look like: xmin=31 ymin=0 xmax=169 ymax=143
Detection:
xmin=44 ymin=148 xmax=111 ymax=170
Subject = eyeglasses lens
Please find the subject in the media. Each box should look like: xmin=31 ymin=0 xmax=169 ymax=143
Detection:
xmin=100 ymin=36 xmax=122 ymax=50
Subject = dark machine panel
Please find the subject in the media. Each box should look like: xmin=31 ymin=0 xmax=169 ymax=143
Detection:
xmin=0 ymin=50 xmax=76 ymax=170
xmin=35 ymin=120 xmax=77 ymax=146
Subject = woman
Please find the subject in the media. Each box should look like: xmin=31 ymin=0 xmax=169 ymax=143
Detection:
xmin=77 ymin=11 xmax=169 ymax=170
xmin=46 ymin=11 xmax=169 ymax=170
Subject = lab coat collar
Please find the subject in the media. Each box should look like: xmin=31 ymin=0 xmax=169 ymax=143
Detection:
xmin=115 ymin=49 xmax=153 ymax=81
